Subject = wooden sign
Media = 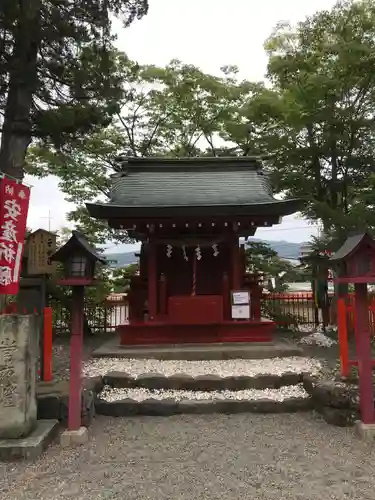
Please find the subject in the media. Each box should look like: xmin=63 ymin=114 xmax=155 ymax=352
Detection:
xmin=231 ymin=290 xmax=250 ymax=319
xmin=26 ymin=229 xmax=57 ymax=275
xmin=231 ymin=290 xmax=250 ymax=305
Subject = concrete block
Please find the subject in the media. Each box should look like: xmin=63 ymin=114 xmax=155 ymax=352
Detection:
xmin=355 ymin=420 xmax=375 ymax=440
xmin=0 ymin=419 xmax=59 ymax=461
xmin=60 ymin=426 xmax=89 ymax=448
xmin=0 ymin=315 xmax=39 ymax=438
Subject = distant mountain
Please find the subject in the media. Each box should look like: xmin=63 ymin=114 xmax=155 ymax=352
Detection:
xmin=106 ymin=239 xmax=304 ymax=268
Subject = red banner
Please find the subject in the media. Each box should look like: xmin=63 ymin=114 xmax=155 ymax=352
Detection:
xmin=0 ymin=177 xmax=30 ymax=295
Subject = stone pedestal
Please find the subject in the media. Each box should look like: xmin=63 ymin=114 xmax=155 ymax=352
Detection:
xmin=355 ymin=420 xmax=375 ymax=440
xmin=0 ymin=314 xmax=38 ymax=439
xmin=60 ymin=426 xmax=88 ymax=448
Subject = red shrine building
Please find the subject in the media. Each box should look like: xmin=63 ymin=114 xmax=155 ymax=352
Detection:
xmin=87 ymin=157 xmax=302 ymax=344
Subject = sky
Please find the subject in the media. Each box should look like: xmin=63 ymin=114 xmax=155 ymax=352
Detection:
xmin=26 ymin=0 xmax=338 ymax=248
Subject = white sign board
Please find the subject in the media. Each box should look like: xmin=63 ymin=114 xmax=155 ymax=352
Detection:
xmin=231 ymin=304 xmax=250 ymax=320
xmin=231 ymin=290 xmax=250 ymax=305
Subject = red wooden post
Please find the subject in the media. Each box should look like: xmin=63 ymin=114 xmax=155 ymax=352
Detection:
xmin=159 ymin=274 xmax=167 ymax=315
xmin=222 ymin=272 xmax=230 ymax=320
xmin=354 ymin=283 xmax=375 ymax=424
xmin=252 ymin=283 xmax=262 ymax=321
xmin=337 ymin=298 xmax=349 ymax=378
xmin=68 ymin=286 xmax=85 ymax=431
xmin=147 ymin=240 xmax=157 ymax=320
xmin=43 ymin=307 xmax=53 ymax=382
xmin=231 ymin=237 xmax=241 ymax=290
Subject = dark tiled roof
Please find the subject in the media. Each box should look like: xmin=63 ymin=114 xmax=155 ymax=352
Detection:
xmin=52 ymin=230 xmax=106 ymax=263
xmin=86 ymin=157 xmax=302 ymax=217
xmin=330 ymin=233 xmax=374 ymax=262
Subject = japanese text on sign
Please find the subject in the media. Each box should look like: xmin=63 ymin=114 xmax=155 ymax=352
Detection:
xmin=0 ymin=178 xmax=30 ymax=294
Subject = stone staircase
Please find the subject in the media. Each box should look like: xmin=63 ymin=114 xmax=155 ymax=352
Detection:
xmin=84 ymin=341 xmax=322 ymax=417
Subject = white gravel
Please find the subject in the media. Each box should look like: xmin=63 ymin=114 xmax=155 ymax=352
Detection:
xmin=99 ymin=384 xmax=309 ymax=402
xmin=83 ymin=356 xmax=322 ymax=378
xmin=299 ymin=332 xmax=337 ymax=348
xmin=3 ymin=413 xmax=375 ymax=500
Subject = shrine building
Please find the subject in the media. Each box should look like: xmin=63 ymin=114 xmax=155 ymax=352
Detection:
xmin=86 ymin=156 xmax=302 ymax=344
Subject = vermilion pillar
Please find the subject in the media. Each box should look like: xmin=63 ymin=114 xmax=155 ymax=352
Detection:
xmin=354 ymin=282 xmax=375 ymax=424
xmin=231 ymin=237 xmax=241 ymax=290
xmin=147 ymin=240 xmax=157 ymax=320
xmin=68 ymin=285 xmax=84 ymax=431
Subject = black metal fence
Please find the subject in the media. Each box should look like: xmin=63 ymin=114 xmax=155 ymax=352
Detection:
xmin=262 ymin=292 xmax=321 ymax=326
xmin=50 ymin=298 xmax=129 ymax=335
xmin=48 ymin=292 xmax=321 ymax=335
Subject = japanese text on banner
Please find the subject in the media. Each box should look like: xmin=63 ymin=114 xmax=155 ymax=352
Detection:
xmin=0 ymin=178 xmax=30 ymax=295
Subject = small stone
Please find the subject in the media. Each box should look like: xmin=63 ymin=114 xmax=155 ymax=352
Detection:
xmin=167 ymin=374 xmax=195 ymax=390
xmin=60 ymin=427 xmax=89 ymax=448
xmin=192 ymin=374 xmax=222 ymax=391
xmin=103 ymin=371 xmax=134 ymax=388
xmin=136 ymin=373 xmax=168 ymax=390
xmin=320 ymin=407 xmax=359 ymax=427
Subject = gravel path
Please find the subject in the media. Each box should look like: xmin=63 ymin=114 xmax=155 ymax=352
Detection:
xmin=2 ymin=413 xmax=375 ymax=500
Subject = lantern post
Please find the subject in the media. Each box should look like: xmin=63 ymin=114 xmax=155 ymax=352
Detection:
xmin=330 ymin=233 xmax=375 ymax=439
xmin=50 ymin=231 xmax=105 ymax=447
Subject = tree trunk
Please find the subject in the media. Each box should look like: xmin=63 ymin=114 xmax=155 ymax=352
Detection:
xmin=0 ymin=0 xmax=41 ymax=179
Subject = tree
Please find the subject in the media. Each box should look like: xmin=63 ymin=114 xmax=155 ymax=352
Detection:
xmin=28 ymin=60 xmax=260 ymax=242
xmin=257 ymin=0 xmax=375 ymax=235
xmin=0 ymin=0 xmax=149 ymax=180
xmin=29 ymin=0 xmax=375 ymax=247
xmin=110 ymin=263 xmax=139 ymax=292
xmin=245 ymin=241 xmax=298 ymax=291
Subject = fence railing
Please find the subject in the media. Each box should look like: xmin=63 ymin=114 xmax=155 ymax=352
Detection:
xmin=262 ymin=292 xmax=322 ymax=326
xmin=50 ymin=298 xmax=129 ymax=335
xmin=10 ymin=290 xmax=375 ymax=333
xmin=49 ymin=292 xmax=323 ymax=334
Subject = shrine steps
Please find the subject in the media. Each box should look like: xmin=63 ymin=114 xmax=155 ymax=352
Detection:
xmin=90 ymin=359 xmax=317 ymax=417
xmin=92 ymin=338 xmax=304 ymax=360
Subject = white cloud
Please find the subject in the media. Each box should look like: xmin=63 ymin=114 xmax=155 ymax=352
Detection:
xmin=26 ymin=175 xmax=75 ymax=232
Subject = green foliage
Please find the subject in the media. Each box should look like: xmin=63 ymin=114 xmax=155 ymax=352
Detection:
xmin=262 ymin=0 xmax=375 ymax=233
xmin=26 ymin=0 xmax=375 ymax=246
xmin=245 ymin=241 xmax=300 ymax=289
xmin=110 ymin=263 xmax=139 ymax=292
xmin=0 ymin=0 xmax=149 ymax=179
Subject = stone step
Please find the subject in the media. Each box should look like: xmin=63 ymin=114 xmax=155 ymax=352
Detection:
xmin=93 ymin=338 xmax=304 ymax=360
xmin=95 ymin=385 xmax=312 ymax=416
xmin=102 ymin=371 xmax=305 ymax=391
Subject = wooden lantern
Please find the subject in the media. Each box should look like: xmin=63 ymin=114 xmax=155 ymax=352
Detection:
xmin=50 ymin=230 xmax=106 ymax=435
xmin=330 ymin=232 xmax=375 ymax=426
xmin=50 ymin=230 xmax=105 ymax=286
xmin=330 ymin=232 xmax=375 ymax=283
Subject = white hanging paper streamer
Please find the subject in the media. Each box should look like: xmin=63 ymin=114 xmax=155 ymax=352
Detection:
xmin=182 ymin=245 xmax=188 ymax=261
xmin=195 ymin=245 xmax=202 ymax=261
xmin=166 ymin=245 xmax=172 ymax=258
xmin=212 ymin=244 xmax=219 ymax=257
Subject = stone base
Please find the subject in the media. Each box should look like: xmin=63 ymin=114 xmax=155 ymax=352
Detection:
xmin=93 ymin=338 xmax=303 ymax=360
xmin=355 ymin=420 xmax=375 ymax=440
xmin=96 ymin=396 xmax=312 ymax=417
xmin=0 ymin=419 xmax=59 ymax=461
xmin=60 ymin=426 xmax=89 ymax=448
